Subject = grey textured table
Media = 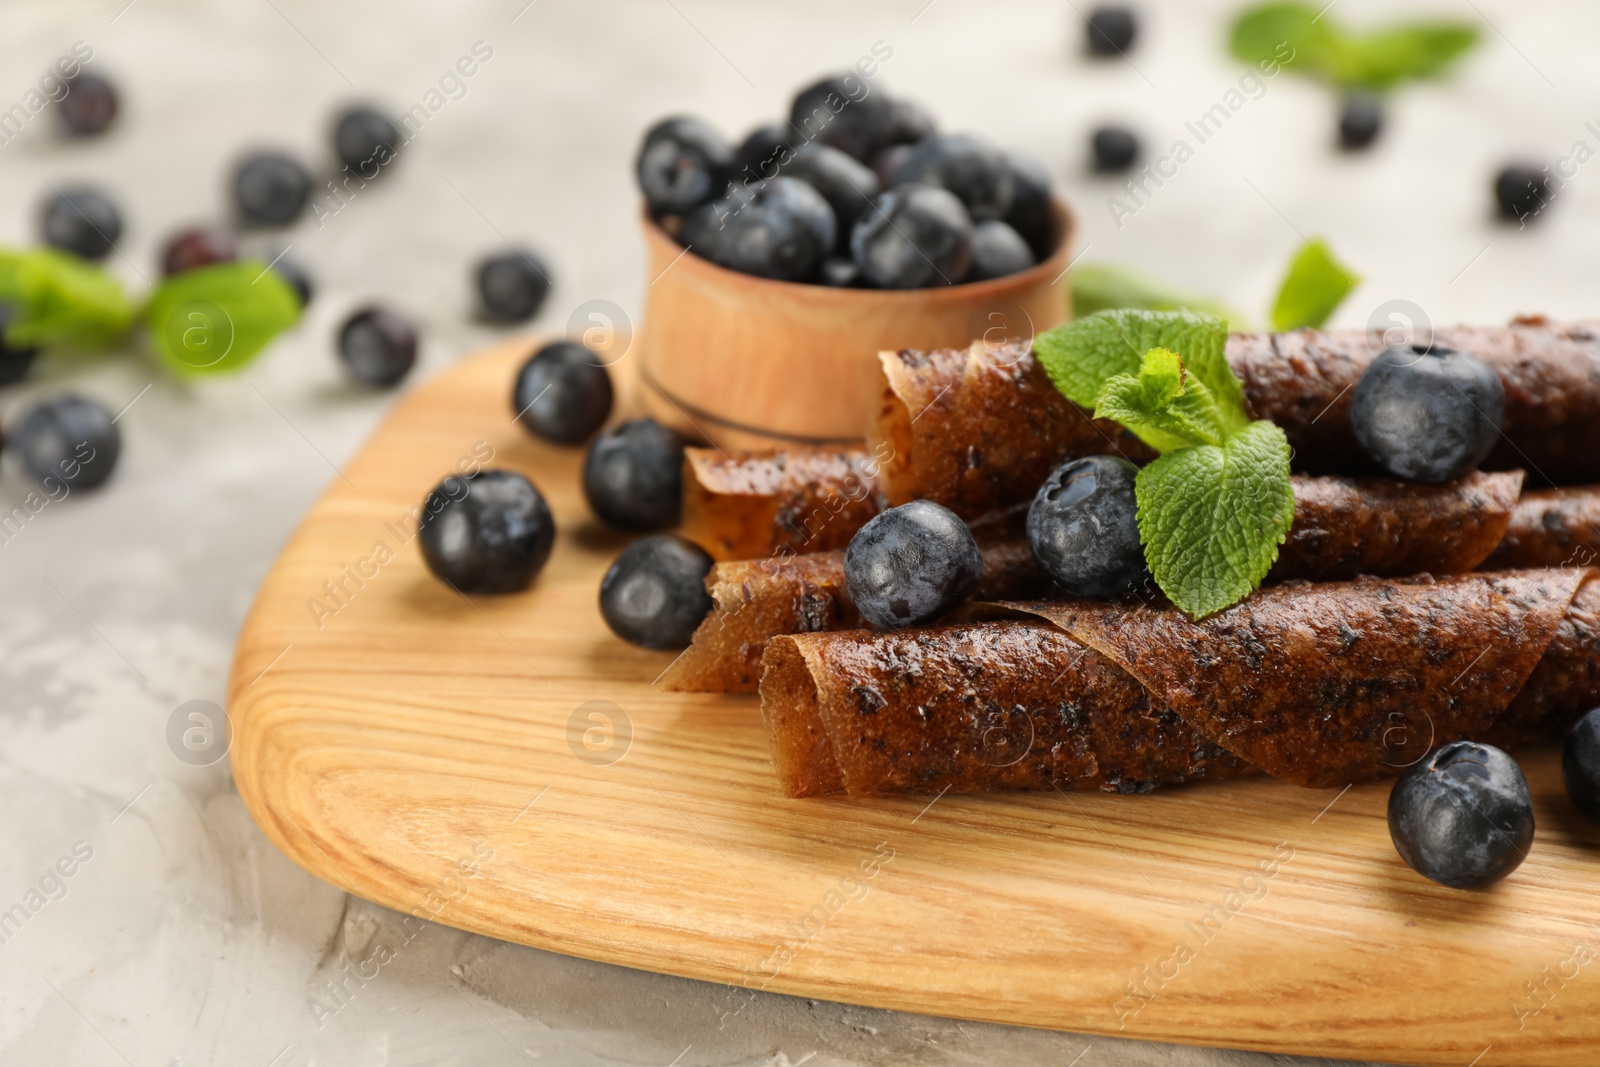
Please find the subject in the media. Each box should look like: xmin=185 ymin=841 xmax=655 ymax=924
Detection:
xmin=2 ymin=0 xmax=1593 ymax=1063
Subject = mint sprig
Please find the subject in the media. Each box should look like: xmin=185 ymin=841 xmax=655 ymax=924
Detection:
xmin=1036 ymin=311 xmax=1294 ymax=617
xmin=1270 ymin=238 xmax=1358 ymax=331
xmin=1230 ymin=3 xmax=1479 ymax=91
xmin=0 ymin=248 xmax=136 ymax=349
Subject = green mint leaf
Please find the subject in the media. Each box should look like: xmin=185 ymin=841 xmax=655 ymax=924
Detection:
xmin=1094 ymin=347 xmax=1228 ymax=452
xmin=1270 ymin=238 xmax=1359 ymax=331
xmin=1230 ymin=3 xmax=1478 ymax=90
xmin=1035 ymin=309 xmax=1247 ymax=435
xmin=1135 ymin=420 xmax=1295 ymax=619
xmin=0 ymin=247 xmax=135 ymax=349
xmin=1229 ymin=4 xmax=1334 ymax=78
xmin=1330 ymin=25 xmax=1478 ymax=89
xmin=144 ymin=261 xmax=301 ymax=376
xmin=1069 ymin=262 xmax=1244 ymax=327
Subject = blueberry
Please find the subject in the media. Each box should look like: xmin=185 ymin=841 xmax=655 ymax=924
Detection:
xmin=702 ymin=177 xmax=835 ymax=282
xmin=787 ymin=75 xmax=896 ymax=162
xmin=338 ymin=305 xmax=418 ymax=387
xmin=735 ymin=123 xmax=791 ymax=182
xmin=819 ymin=257 xmax=863 ymax=288
xmin=233 ymin=151 xmax=313 ymax=226
xmin=1338 ymin=92 xmax=1383 ymax=151
xmin=871 ymin=143 xmax=915 ymax=189
xmin=969 ymin=221 xmax=1035 ymax=281
xmin=160 ymin=227 xmax=238 ymax=276
xmin=57 ymin=72 xmax=119 ymax=137
xmin=476 ymin=249 xmax=552 ymax=322
xmin=1002 ymin=151 xmax=1056 ymax=260
xmin=885 ymin=98 xmax=937 ymax=147
xmin=779 ymin=143 xmax=879 ymax=254
xmin=1351 ymin=344 xmax=1504 ymax=483
xmin=851 ymin=185 xmax=973 ymax=289
xmin=1495 ymin=164 xmax=1551 ymax=223
xmin=678 ymin=199 xmax=728 ymax=261
xmin=1388 ymin=742 xmax=1533 ymax=890
xmin=10 ymin=394 xmax=120 ymax=490
xmin=1563 ymin=707 xmax=1600 ymax=822
xmin=636 ymin=116 xmax=734 ymax=216
xmin=0 ymin=304 xmax=39 ymax=387
xmin=897 ymin=133 xmax=1014 ymax=222
xmin=1027 ymin=455 xmax=1149 ymax=597
xmin=844 ymin=500 xmax=983 ymax=629
xmin=334 ymin=106 xmax=401 ymax=174
xmin=1091 ymin=125 xmax=1141 ymax=172
xmin=582 ymin=418 xmax=686 ymax=530
xmin=418 ymin=469 xmax=555 ymax=595
xmin=272 ymin=256 xmax=314 ymax=308
xmin=599 ymin=534 xmax=714 ymax=649
xmin=1086 ymin=5 xmax=1138 ymax=56
xmin=40 ymin=186 xmax=122 ymax=261
xmin=512 ymin=341 xmax=613 ymax=444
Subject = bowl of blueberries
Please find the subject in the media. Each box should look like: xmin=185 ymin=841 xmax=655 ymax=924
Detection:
xmin=633 ymin=73 xmax=1076 ymax=449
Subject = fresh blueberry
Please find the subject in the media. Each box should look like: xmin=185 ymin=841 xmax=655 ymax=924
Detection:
xmin=512 ymin=341 xmax=613 ymax=444
xmin=1351 ymin=344 xmax=1504 ymax=483
xmin=780 ymin=143 xmax=879 ymax=254
xmin=885 ymin=98 xmax=937 ymax=147
xmin=1563 ymin=707 xmax=1600 ymax=822
xmin=1002 ymin=151 xmax=1056 ymax=261
xmin=0 ymin=304 xmax=39 ymax=387
xmin=1388 ymin=742 xmax=1534 ymax=890
xmin=1091 ymin=125 xmax=1141 ymax=172
xmin=160 ymin=227 xmax=238 ymax=276
xmin=476 ymin=249 xmax=552 ymax=322
xmin=10 ymin=394 xmax=120 ymax=490
xmin=599 ymin=534 xmax=715 ymax=649
xmin=1027 ymin=455 xmax=1149 ymax=597
xmin=40 ymin=186 xmax=122 ymax=261
xmin=1086 ymin=5 xmax=1138 ymax=56
xmin=333 ymin=106 xmax=401 ymax=174
xmin=897 ymin=134 xmax=1014 ymax=222
xmin=703 ymin=177 xmax=835 ymax=282
xmin=57 ymin=72 xmax=119 ymax=137
xmin=787 ymin=74 xmax=896 ymax=162
xmin=338 ymin=305 xmax=418 ymax=387
xmin=233 ymin=151 xmax=313 ymax=226
xmin=582 ymin=418 xmax=686 ymax=530
xmin=844 ymin=500 xmax=983 ymax=629
xmin=871 ymin=143 xmax=915 ymax=189
xmin=820 ymin=257 xmax=863 ymax=288
xmin=272 ymin=256 xmax=314 ymax=308
xmin=1338 ymin=93 xmax=1383 ymax=151
xmin=1495 ymin=164 xmax=1551 ymax=223
xmin=969 ymin=221 xmax=1035 ymax=281
xmin=418 ymin=469 xmax=555 ymax=595
xmin=636 ymin=116 xmax=734 ymax=216
xmin=851 ymin=185 xmax=973 ymax=289
xmin=678 ymin=199 xmax=728 ymax=261
xmin=735 ymin=123 xmax=791 ymax=182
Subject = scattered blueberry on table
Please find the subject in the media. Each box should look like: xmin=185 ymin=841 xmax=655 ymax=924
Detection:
xmin=851 ymin=185 xmax=974 ymax=289
xmin=1388 ymin=742 xmax=1534 ymax=889
xmin=40 ymin=186 xmax=122 ymax=261
xmin=57 ymin=71 xmax=119 ymax=137
xmin=476 ymin=248 xmax=552 ymax=323
xmin=160 ymin=226 xmax=238 ymax=276
xmin=333 ymin=105 xmax=401 ymax=174
xmin=512 ymin=340 xmax=613 ymax=444
xmin=844 ymin=500 xmax=983 ymax=629
xmin=1086 ymin=5 xmax=1138 ymax=56
xmin=1338 ymin=93 xmax=1383 ymax=151
xmin=1091 ymin=125 xmax=1141 ymax=172
xmin=599 ymin=534 xmax=715 ymax=649
xmin=10 ymin=394 xmax=120 ymax=490
xmin=418 ymin=469 xmax=556 ymax=594
xmin=233 ymin=150 xmax=313 ymax=227
xmin=1027 ymin=455 xmax=1150 ymax=598
xmin=338 ymin=305 xmax=418 ymax=387
xmin=1351 ymin=344 xmax=1504 ymax=483
xmin=1494 ymin=164 xmax=1551 ymax=223
xmin=1564 ymin=707 xmax=1600 ymax=822
xmin=582 ymin=418 xmax=687 ymax=530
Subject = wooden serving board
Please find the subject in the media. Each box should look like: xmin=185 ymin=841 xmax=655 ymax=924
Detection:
xmin=229 ymin=339 xmax=1600 ymax=1067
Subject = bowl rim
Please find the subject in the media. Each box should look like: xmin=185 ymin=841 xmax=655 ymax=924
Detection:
xmin=639 ymin=195 xmax=1077 ymax=304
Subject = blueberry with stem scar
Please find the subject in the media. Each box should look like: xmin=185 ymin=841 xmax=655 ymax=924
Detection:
xmin=844 ymin=500 xmax=983 ymax=629
xmin=599 ymin=534 xmax=714 ymax=649
xmin=1388 ymin=742 xmax=1533 ymax=889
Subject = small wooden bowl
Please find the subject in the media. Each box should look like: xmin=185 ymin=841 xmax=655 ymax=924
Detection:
xmin=636 ymin=199 xmax=1077 ymax=449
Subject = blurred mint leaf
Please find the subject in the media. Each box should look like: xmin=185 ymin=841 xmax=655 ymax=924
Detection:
xmin=1095 ymin=346 xmax=1231 ymax=452
xmin=1230 ymin=3 xmax=1478 ymax=90
xmin=144 ymin=261 xmax=301 ymax=376
xmin=1270 ymin=238 xmax=1359 ymax=331
xmin=0 ymin=247 xmax=135 ymax=349
xmin=1070 ymin=262 xmax=1244 ymax=327
xmin=1135 ymin=419 xmax=1295 ymax=618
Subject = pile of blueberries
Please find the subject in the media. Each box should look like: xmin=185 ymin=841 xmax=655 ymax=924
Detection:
xmin=636 ymin=76 xmax=1058 ymax=289
xmin=4 ymin=74 xmax=556 ymax=496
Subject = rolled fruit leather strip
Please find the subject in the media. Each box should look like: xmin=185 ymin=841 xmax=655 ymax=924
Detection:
xmin=1483 ymin=485 xmax=1600 ymax=569
xmin=679 ymin=446 xmax=884 ymax=561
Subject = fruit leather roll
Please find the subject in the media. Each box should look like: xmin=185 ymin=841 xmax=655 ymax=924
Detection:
xmin=762 ymin=570 xmax=1598 ymax=798
xmin=1482 ymin=485 xmax=1600 ymax=569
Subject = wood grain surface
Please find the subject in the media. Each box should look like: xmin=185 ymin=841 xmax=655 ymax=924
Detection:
xmin=228 ymin=339 xmax=1600 ymax=1067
